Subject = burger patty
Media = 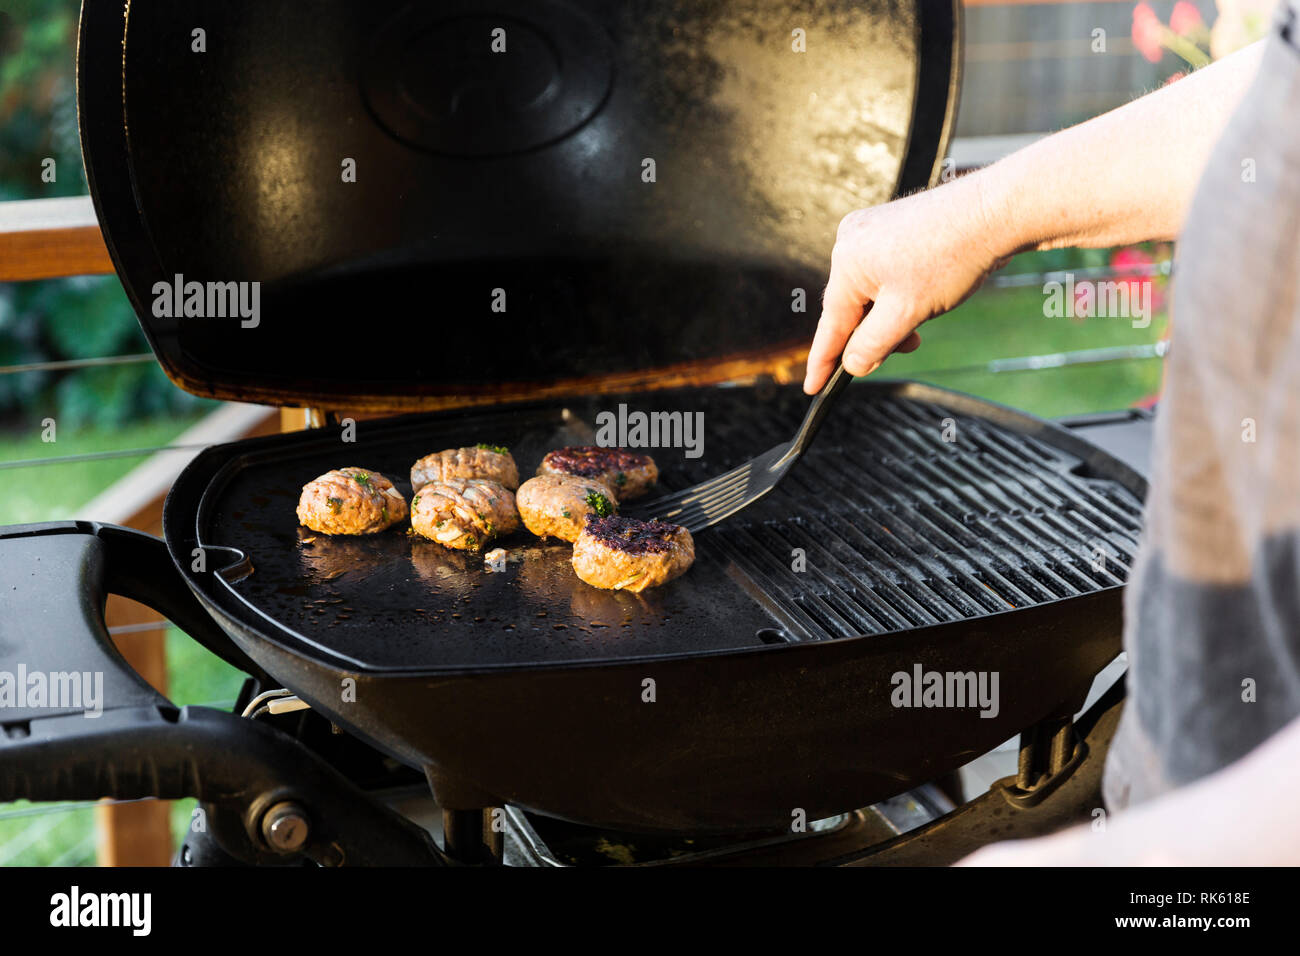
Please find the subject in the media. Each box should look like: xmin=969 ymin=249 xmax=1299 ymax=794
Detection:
xmin=411 ymin=445 xmax=519 ymax=491
xmin=516 ymin=473 xmax=618 ymax=543
xmin=537 ymin=446 xmax=658 ymax=500
xmin=410 ymin=478 xmax=519 ymax=551
xmin=571 ymin=515 xmax=694 ymax=592
xmin=297 ymin=467 xmax=407 ymax=535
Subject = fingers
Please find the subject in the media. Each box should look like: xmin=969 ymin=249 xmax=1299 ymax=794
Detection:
xmin=804 ymin=258 xmax=869 ymax=394
xmin=803 ymin=293 xmax=922 ymax=392
xmin=842 ymin=289 xmax=915 ymax=377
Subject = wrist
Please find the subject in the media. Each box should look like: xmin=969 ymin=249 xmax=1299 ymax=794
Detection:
xmin=964 ymin=163 xmax=1029 ymax=263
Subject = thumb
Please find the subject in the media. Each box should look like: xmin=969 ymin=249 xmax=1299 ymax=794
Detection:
xmin=841 ymin=289 xmax=916 ymax=376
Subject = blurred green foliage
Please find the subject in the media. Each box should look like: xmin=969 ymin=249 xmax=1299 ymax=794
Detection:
xmin=0 ymin=1 xmax=213 ymax=430
xmin=0 ymin=2 xmax=83 ymax=201
xmin=0 ymin=278 xmax=212 ymax=429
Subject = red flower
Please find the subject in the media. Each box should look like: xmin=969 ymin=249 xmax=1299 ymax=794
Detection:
xmin=1111 ymin=247 xmax=1153 ymax=274
xmin=1170 ymin=1 xmax=1204 ymax=36
xmin=1110 ymin=246 xmax=1165 ymax=314
xmin=1132 ymin=3 xmax=1165 ymax=63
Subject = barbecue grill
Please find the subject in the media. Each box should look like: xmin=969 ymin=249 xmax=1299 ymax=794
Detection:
xmin=0 ymin=0 xmax=1150 ymax=865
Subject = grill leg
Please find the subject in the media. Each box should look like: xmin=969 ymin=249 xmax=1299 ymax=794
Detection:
xmin=442 ymin=808 xmax=504 ymax=865
xmin=1016 ymin=715 xmax=1077 ymax=791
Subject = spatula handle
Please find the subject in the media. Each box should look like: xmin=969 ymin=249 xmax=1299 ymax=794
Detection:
xmin=791 ymin=363 xmax=852 ymax=456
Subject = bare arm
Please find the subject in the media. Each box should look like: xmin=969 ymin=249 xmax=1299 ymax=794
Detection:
xmin=804 ymin=40 xmax=1266 ymax=394
xmin=992 ymin=39 xmax=1265 ymax=252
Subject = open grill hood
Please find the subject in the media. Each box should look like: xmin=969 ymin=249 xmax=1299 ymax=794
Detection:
xmin=78 ymin=0 xmax=960 ymax=409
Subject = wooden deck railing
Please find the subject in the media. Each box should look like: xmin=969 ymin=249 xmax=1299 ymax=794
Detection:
xmin=0 ymin=196 xmax=114 ymax=281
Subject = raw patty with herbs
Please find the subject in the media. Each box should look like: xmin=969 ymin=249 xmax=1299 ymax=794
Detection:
xmin=296 ymin=467 xmax=408 ymax=535
xmin=410 ymin=444 xmax=519 ymax=491
xmin=537 ymin=447 xmax=658 ymax=500
xmin=516 ymin=473 xmax=618 ymax=543
xmin=410 ymin=477 xmax=519 ymax=551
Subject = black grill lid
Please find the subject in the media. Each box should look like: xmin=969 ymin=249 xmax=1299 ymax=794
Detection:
xmin=78 ymin=0 xmax=959 ymax=409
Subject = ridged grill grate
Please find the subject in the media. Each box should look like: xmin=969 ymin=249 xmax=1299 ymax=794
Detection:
xmin=693 ymin=394 xmax=1144 ymax=641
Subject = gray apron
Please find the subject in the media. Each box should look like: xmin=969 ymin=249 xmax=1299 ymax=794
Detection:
xmin=1104 ymin=1 xmax=1300 ymax=809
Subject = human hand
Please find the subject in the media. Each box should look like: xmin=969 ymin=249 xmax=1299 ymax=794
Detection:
xmin=804 ymin=172 xmax=1011 ymax=394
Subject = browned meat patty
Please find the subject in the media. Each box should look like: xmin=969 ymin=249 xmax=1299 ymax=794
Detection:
xmin=571 ymin=515 xmax=694 ymax=592
xmin=296 ymin=467 xmax=407 ymax=535
xmin=410 ymin=478 xmax=519 ymax=551
xmin=537 ymin=446 xmax=658 ymax=500
xmin=516 ymin=474 xmax=618 ymax=543
xmin=411 ymin=445 xmax=519 ymax=491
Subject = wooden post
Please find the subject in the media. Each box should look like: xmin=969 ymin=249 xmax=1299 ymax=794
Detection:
xmin=96 ymin=595 xmax=174 ymax=867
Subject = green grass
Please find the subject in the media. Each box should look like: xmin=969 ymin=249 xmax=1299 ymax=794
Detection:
xmin=164 ymin=626 xmax=247 ymax=710
xmin=0 ymin=414 xmax=208 ymax=524
xmin=0 ymin=803 xmax=99 ymax=867
xmin=874 ymin=283 xmax=1169 ymax=417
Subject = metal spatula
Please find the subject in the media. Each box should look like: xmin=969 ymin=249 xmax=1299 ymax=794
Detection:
xmin=626 ymin=364 xmax=853 ymax=532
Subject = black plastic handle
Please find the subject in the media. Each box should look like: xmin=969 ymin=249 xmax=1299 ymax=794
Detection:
xmin=94 ymin=523 xmax=271 ymax=682
xmin=0 ymin=522 xmax=269 ymax=688
xmin=0 ymin=701 xmax=443 ymax=865
xmin=783 ymin=363 xmax=853 ymax=466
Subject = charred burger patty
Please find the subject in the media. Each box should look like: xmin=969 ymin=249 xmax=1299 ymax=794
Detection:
xmin=538 ymin=446 xmax=658 ymax=500
xmin=410 ymin=477 xmax=519 ymax=551
xmin=571 ymin=514 xmax=694 ymax=591
xmin=297 ymin=467 xmax=407 ymax=535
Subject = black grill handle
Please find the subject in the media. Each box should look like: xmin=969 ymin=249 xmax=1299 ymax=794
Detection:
xmin=0 ymin=522 xmax=270 ymax=689
xmin=92 ymin=523 xmax=271 ymax=682
xmin=0 ymin=703 xmax=444 ymax=865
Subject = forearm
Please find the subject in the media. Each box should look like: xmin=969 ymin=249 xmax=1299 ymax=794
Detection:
xmin=974 ymin=39 xmax=1265 ymax=257
xmin=803 ymin=39 xmax=1268 ymax=393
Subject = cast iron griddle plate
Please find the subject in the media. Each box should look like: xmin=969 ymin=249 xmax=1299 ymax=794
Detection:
xmin=193 ymin=382 xmax=1146 ymax=671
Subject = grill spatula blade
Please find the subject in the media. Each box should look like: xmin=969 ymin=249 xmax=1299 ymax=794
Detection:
xmin=626 ymin=364 xmax=853 ymax=532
